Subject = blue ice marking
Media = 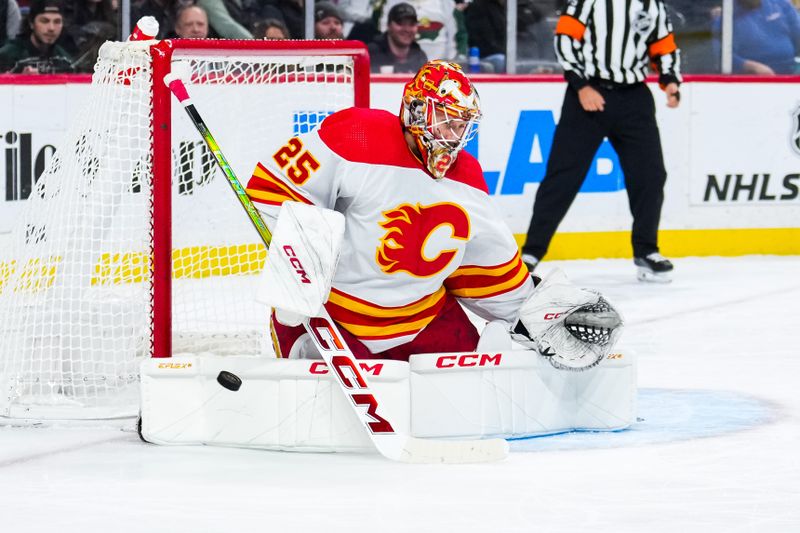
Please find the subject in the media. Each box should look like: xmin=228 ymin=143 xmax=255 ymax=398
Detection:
xmin=509 ymin=388 xmax=776 ymax=452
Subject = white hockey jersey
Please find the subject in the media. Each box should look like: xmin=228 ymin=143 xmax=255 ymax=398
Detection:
xmin=246 ymin=107 xmax=533 ymax=353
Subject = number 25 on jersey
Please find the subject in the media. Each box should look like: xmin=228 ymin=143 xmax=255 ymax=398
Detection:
xmin=273 ymin=138 xmax=320 ymax=186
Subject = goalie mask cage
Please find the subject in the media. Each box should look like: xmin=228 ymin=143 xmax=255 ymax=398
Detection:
xmin=0 ymin=39 xmax=370 ymax=420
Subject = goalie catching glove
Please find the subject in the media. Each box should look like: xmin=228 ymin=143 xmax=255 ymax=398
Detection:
xmin=510 ymin=269 xmax=623 ymax=371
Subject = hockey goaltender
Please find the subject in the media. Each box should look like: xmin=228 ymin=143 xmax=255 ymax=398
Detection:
xmin=140 ymin=61 xmax=634 ymax=460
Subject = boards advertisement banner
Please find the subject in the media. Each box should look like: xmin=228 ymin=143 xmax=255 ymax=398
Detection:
xmin=1 ymin=76 xmax=798 ymax=258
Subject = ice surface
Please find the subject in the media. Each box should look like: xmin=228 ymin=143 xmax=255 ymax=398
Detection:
xmin=1 ymin=256 xmax=799 ymax=532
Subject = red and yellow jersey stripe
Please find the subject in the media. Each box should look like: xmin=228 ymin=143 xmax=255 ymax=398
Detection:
xmin=325 ymin=286 xmax=447 ymax=341
xmin=246 ymin=162 xmax=313 ymax=207
xmin=444 ymin=252 xmax=529 ymax=299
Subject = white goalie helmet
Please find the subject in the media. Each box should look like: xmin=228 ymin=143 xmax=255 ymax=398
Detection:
xmin=400 ymin=60 xmax=482 ymax=179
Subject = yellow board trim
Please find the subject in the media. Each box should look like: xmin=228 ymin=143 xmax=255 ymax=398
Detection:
xmin=3 ymin=228 xmax=796 ymax=293
xmin=92 ymin=252 xmax=150 ymax=286
xmin=513 ymin=228 xmax=800 ymax=259
xmin=0 ymin=259 xmax=16 ymax=294
xmin=171 ymin=244 xmax=266 ymax=280
xmin=90 ymin=244 xmax=267 ymax=285
xmin=0 ymin=244 xmax=268 ymax=291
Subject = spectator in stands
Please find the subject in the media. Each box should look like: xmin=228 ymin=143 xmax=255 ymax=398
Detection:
xmin=338 ymin=0 xmax=381 ymax=43
xmin=380 ymin=0 xmax=458 ymax=60
xmin=174 ymin=4 xmax=209 ymax=38
xmin=268 ymin=0 xmax=304 ymax=39
xmin=132 ymin=0 xmax=189 ymax=40
xmin=314 ymin=1 xmax=343 ymax=39
xmin=464 ymin=0 xmax=505 ymax=72
xmin=368 ymin=2 xmax=428 ymax=73
xmin=253 ymin=17 xmax=290 ymax=39
xmin=1 ymin=0 xmax=23 ymax=45
xmin=196 ymin=0 xmax=252 ymax=38
xmin=0 ymin=0 xmax=73 ymax=73
xmin=63 ymin=0 xmax=117 ymax=72
xmin=713 ymin=0 xmax=800 ymax=74
xmin=464 ymin=0 xmax=549 ymax=73
xmin=452 ymin=0 xmax=468 ymax=61
xmin=668 ymin=0 xmax=720 ymax=73
xmin=64 ymin=0 xmax=116 ymax=33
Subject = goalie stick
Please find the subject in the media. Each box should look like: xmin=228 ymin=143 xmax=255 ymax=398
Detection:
xmin=163 ymin=68 xmax=509 ymax=464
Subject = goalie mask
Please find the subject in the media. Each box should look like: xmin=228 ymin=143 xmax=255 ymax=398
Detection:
xmin=401 ymin=60 xmax=482 ymax=179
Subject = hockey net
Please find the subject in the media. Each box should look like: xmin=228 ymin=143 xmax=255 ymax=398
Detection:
xmin=0 ymin=39 xmax=369 ymax=420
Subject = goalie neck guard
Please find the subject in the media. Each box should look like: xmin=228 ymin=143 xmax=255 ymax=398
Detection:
xmin=401 ymin=60 xmax=482 ymax=180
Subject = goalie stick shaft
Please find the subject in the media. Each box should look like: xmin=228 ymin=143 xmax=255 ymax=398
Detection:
xmin=164 ymin=74 xmax=508 ymax=463
xmin=173 ymin=97 xmax=274 ymax=249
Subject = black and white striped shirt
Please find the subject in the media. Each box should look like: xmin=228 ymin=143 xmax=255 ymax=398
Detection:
xmin=555 ymin=0 xmax=682 ymax=89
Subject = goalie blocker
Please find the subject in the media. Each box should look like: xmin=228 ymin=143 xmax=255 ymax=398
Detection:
xmin=139 ymin=347 xmax=636 ymax=452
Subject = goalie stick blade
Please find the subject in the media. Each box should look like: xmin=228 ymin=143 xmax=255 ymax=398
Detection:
xmin=388 ymin=436 xmax=510 ymax=464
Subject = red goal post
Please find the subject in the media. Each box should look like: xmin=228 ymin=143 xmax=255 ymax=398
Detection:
xmin=150 ymin=40 xmax=370 ymax=361
xmin=0 ymin=39 xmax=370 ymax=420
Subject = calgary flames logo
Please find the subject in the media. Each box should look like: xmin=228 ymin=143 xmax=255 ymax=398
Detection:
xmin=376 ymin=202 xmax=470 ymax=278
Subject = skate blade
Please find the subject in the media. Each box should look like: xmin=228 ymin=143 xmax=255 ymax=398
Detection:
xmin=636 ymin=267 xmax=672 ymax=283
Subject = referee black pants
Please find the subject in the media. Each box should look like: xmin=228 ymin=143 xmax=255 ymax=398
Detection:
xmin=523 ymin=83 xmax=667 ymax=260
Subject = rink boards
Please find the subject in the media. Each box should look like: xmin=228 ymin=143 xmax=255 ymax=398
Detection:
xmin=0 ymin=75 xmax=798 ymax=258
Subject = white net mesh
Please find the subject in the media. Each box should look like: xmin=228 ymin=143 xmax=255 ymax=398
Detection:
xmin=0 ymin=41 xmax=358 ymax=419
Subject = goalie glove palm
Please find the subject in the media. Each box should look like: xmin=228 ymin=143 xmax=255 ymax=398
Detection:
xmin=511 ymin=269 xmax=623 ymax=371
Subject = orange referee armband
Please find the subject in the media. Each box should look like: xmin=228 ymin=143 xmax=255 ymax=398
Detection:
xmin=648 ymin=34 xmax=677 ymax=58
xmin=555 ymin=15 xmax=586 ymax=41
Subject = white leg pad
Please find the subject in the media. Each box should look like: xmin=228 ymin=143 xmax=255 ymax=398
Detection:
xmin=140 ymin=350 xmax=636 ymax=452
xmin=140 ymin=356 xmax=410 ymax=453
xmin=409 ymin=349 xmax=636 ymax=439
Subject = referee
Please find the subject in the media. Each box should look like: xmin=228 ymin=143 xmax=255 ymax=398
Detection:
xmin=522 ymin=0 xmax=681 ymax=282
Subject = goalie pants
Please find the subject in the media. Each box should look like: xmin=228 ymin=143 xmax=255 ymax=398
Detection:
xmin=271 ymin=294 xmax=480 ymax=361
xmin=523 ymin=82 xmax=668 ymax=260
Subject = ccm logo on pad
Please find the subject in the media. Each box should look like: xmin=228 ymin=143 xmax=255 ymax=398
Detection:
xmin=282 ymin=245 xmax=311 ymax=284
xmin=544 ymin=312 xmax=563 ymax=320
xmin=435 ymin=353 xmax=502 ymax=368
xmin=309 ymin=361 xmax=385 ymax=376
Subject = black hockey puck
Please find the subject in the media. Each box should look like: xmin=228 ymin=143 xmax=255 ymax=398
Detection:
xmin=136 ymin=415 xmax=149 ymax=443
xmin=217 ymin=370 xmax=242 ymax=391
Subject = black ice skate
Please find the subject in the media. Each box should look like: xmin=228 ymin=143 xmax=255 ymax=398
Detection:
xmin=634 ymin=252 xmax=673 ymax=283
